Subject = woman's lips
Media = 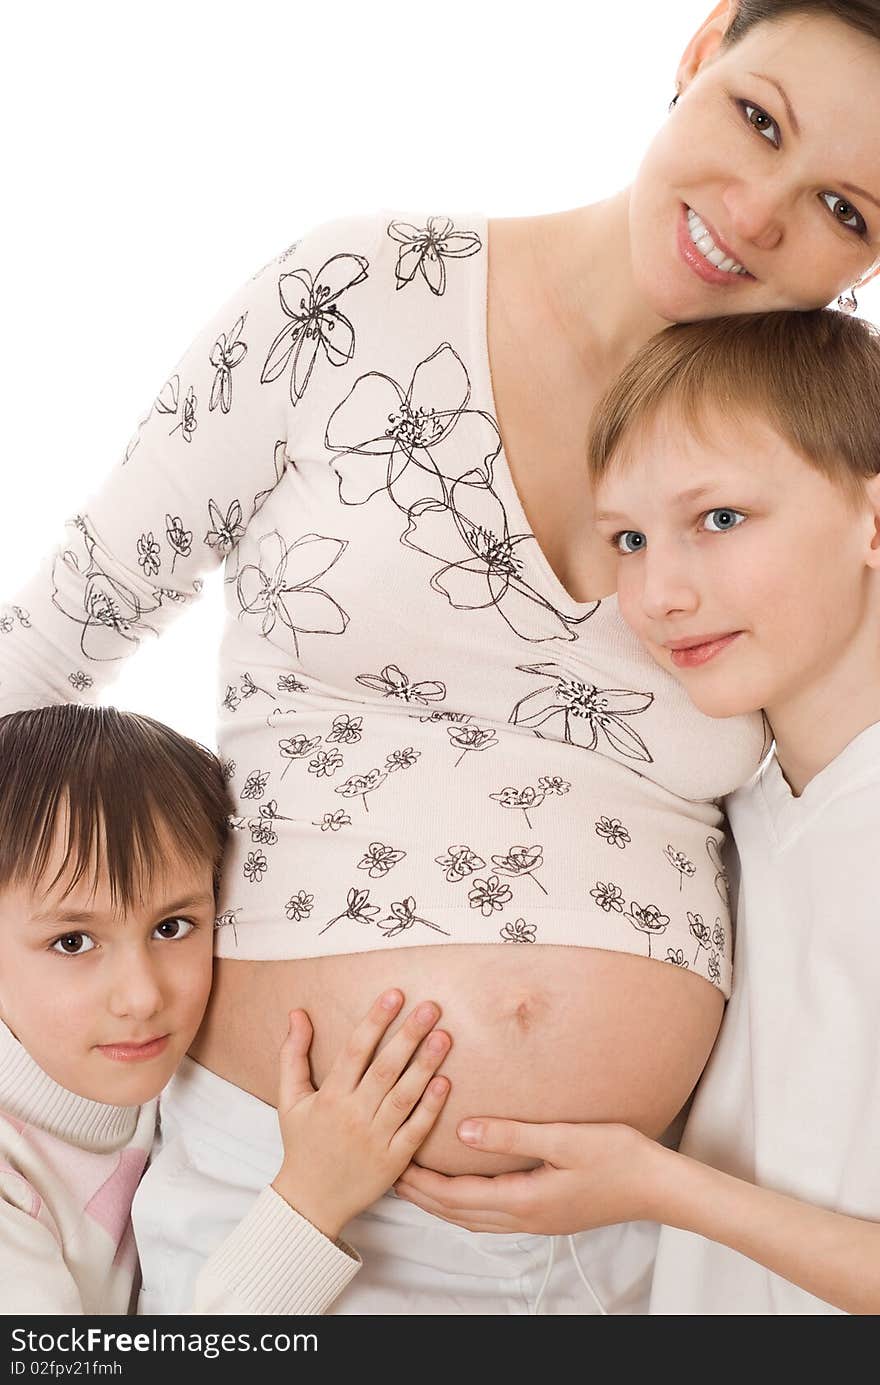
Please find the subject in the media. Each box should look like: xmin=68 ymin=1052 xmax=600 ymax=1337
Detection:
xmin=669 ymin=632 xmax=742 ymax=668
xmin=96 ymin=1035 xmax=170 ymax=1063
xmin=677 ymin=204 xmax=753 ymax=287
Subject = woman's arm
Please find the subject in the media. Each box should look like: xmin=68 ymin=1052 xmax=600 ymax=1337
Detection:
xmin=0 ymin=219 xmax=374 ymax=716
xmin=395 ymin=1119 xmax=880 ymax=1314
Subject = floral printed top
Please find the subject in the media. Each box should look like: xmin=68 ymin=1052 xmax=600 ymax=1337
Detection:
xmin=0 ymin=213 xmax=767 ymax=995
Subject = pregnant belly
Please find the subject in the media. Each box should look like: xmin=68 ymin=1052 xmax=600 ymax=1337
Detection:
xmin=188 ymin=945 xmax=723 ymax=1176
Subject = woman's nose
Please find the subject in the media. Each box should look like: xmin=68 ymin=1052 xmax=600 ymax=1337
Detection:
xmin=720 ymin=179 xmax=785 ymax=251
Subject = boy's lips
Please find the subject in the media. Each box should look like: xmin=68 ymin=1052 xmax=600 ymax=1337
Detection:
xmin=96 ymin=1034 xmax=170 ymax=1062
xmin=665 ymin=632 xmax=743 ymax=669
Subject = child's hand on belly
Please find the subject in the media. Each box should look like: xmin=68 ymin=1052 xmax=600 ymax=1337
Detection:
xmin=271 ymin=990 xmax=451 ymax=1239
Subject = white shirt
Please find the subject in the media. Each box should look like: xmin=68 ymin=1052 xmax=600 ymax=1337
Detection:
xmin=650 ymin=721 xmax=880 ymax=1315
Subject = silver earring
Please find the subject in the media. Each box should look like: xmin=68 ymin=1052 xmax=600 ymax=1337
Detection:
xmin=837 ymin=286 xmax=858 ymax=314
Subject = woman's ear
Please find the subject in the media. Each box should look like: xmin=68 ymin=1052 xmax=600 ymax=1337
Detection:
xmin=676 ymin=1 xmax=736 ymax=93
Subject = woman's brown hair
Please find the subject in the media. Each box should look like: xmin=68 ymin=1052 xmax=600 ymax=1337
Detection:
xmin=587 ymin=309 xmax=880 ymax=507
xmin=725 ymin=1 xmax=880 ymax=47
xmin=0 ymin=705 xmax=232 ymax=911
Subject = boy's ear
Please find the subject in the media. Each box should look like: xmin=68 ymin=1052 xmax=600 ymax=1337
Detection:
xmin=862 ymin=473 xmax=880 ymax=565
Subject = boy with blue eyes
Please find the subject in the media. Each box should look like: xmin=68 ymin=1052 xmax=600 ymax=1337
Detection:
xmin=394 ymin=308 xmax=880 ymax=1314
xmin=0 ymin=704 xmax=451 ymax=1314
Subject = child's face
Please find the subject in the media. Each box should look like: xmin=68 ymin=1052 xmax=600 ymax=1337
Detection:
xmin=593 ymin=406 xmax=879 ymax=722
xmin=0 ymin=815 xmax=216 ymax=1106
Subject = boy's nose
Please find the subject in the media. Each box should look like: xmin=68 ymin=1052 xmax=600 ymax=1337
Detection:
xmin=639 ymin=558 xmax=700 ymax=622
xmin=106 ymin=953 xmax=164 ymax=1022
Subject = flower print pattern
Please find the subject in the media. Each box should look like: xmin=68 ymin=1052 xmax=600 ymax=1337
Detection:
xmin=665 ymin=948 xmax=689 ymax=968
xmin=595 ymin=817 xmax=631 ymax=849
xmin=222 ymin=685 xmax=241 ymax=713
xmin=384 ymin=747 xmax=420 ymax=773
xmin=240 ymin=672 xmax=275 ymax=701
xmin=402 ymin=481 xmax=589 ymax=644
xmin=243 ymin=850 xmax=268 ymax=883
xmin=625 ymin=902 xmax=671 ymax=958
xmin=326 ymin=713 xmax=363 ymax=744
xmin=712 ymin=919 xmax=726 ymax=952
xmin=0 ymin=605 xmax=31 ymax=631
xmin=320 ymin=886 xmax=380 ymax=936
xmin=285 ymin=890 xmax=314 ymax=922
xmin=51 ymin=518 xmax=162 ymax=662
xmin=707 ymin=950 xmax=722 ymax=986
xmin=214 ymin=909 xmax=241 ymax=943
xmin=447 ymin=724 xmax=498 ymax=767
xmin=500 ymin=919 xmax=537 ymax=944
xmin=327 ymin=345 xmax=498 ymax=510
xmin=378 ymin=897 xmax=450 ymax=939
xmin=355 ymin=664 xmax=446 ymax=705
xmin=590 ymin=881 xmax=625 ymax=914
xmin=314 ymin=810 xmax=351 ymax=832
xmin=335 ymin=767 xmax=387 ymax=811
xmin=468 ymin=875 xmax=513 ymax=917
xmin=489 ymin=784 xmax=545 ymax=829
xmin=491 ymin=845 xmax=547 ymax=895
xmin=538 ymin=775 xmax=570 ymax=796
xmin=169 ymin=384 xmax=197 ymax=442
xmin=688 ymin=912 xmax=712 ymax=965
xmin=358 ymin=842 xmax=406 ymax=879
xmin=277 ymin=673 xmax=308 ymax=694
xmin=308 ymin=748 xmax=344 ymax=778
xmin=137 ymin=533 xmax=161 ymax=579
xmin=387 ymin=217 xmax=482 ymax=295
xmin=165 ymin=514 xmax=193 ymax=571
xmin=247 ymin=799 xmax=292 ymax=846
xmin=511 ymin=665 xmax=654 ymax=762
xmin=664 ymin=845 xmax=696 ymax=891
xmin=240 ymin=769 xmax=270 ymax=800
xmin=261 ymin=253 xmax=369 ymax=405
xmin=279 ymin=733 xmax=322 ymax=777
xmin=209 ymin=314 xmax=248 ymax=414
xmin=204 ymin=498 xmax=245 ymax=556
xmin=221 ymin=758 xmax=236 ymax=782
xmin=434 ymin=844 xmax=485 ymax=884
xmin=68 ymin=671 xmax=94 ymax=691
xmin=236 ymin=530 xmax=349 ymax=654
xmin=0 ymin=616 xmax=13 ymax=634
xmin=706 ymin=836 xmax=730 ymax=909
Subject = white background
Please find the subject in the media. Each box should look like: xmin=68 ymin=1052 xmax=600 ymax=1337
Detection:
xmin=2 ymin=0 xmax=878 ymax=748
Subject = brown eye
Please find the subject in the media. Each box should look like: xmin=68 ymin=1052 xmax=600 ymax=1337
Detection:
xmin=742 ymin=102 xmax=779 ymax=146
xmin=820 ymin=192 xmax=866 ymax=235
xmin=152 ymin=917 xmax=195 ymax=941
xmin=51 ymin=932 xmax=94 ymax=956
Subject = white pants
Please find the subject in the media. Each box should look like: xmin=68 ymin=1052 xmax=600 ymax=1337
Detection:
xmin=132 ymin=1058 xmax=658 ymax=1315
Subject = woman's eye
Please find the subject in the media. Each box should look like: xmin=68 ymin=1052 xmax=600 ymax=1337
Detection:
xmin=703 ymin=509 xmax=746 ymax=533
xmin=152 ymin=916 xmax=196 ymax=941
xmin=50 ymin=932 xmax=95 ymax=956
xmin=820 ymin=192 xmax=866 ymax=236
xmin=614 ymin=530 xmax=647 ymax=555
xmin=742 ymin=102 xmax=779 ymax=147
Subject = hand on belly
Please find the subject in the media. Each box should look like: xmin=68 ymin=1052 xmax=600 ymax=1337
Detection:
xmin=190 ymin=946 xmax=724 ymax=1176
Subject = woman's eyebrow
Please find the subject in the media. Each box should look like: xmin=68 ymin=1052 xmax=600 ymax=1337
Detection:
xmin=841 ymin=182 xmax=880 ymax=213
xmin=747 ymin=71 xmax=801 ymax=137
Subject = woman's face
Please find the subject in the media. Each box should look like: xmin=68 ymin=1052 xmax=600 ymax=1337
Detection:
xmin=629 ymin=7 xmax=880 ymax=321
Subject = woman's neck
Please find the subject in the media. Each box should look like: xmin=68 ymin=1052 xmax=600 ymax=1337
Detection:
xmin=526 ymin=188 xmax=672 ymax=384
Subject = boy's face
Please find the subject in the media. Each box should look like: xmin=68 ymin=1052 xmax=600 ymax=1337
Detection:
xmin=593 ymin=406 xmax=879 ymax=722
xmin=0 ymin=815 xmax=216 ymax=1106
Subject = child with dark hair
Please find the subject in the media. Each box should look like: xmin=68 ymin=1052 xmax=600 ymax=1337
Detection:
xmin=394 ymin=308 xmax=880 ymax=1314
xmin=0 ymin=705 xmax=451 ymax=1314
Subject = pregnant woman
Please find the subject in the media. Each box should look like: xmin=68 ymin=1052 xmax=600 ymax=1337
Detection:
xmin=2 ymin=0 xmax=879 ymax=1314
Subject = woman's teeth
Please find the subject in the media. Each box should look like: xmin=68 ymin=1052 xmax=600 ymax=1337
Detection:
xmin=687 ymin=208 xmax=748 ymax=275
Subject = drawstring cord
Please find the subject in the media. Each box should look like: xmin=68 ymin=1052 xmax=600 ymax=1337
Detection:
xmin=529 ymin=1235 xmax=609 ymax=1315
xmin=567 ymin=1235 xmax=608 ymax=1316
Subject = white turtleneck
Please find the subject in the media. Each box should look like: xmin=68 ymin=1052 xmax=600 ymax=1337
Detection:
xmin=0 ymin=1020 xmax=360 ymax=1314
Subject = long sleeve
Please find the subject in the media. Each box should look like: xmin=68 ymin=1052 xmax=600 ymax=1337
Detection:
xmin=191 ymin=1186 xmax=361 ymax=1316
xmin=0 ymin=1181 xmax=85 ymax=1315
xmin=0 ymin=221 xmax=372 ymax=716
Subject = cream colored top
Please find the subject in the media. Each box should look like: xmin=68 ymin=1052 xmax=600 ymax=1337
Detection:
xmin=0 ymin=212 xmax=766 ymax=995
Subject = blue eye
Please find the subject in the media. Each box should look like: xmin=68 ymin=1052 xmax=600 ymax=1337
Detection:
xmin=703 ymin=509 xmax=746 ymax=533
xmin=152 ymin=917 xmax=196 ymax=941
xmin=614 ymin=531 xmax=647 ymax=555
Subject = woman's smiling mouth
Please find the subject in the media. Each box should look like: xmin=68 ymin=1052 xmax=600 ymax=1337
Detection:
xmin=678 ymin=204 xmax=756 ymax=285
